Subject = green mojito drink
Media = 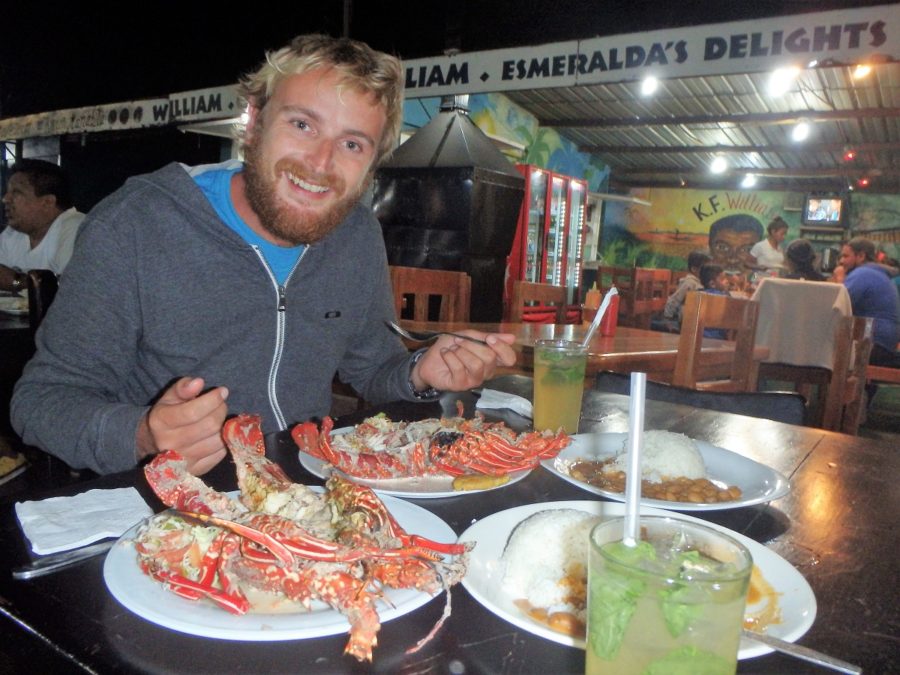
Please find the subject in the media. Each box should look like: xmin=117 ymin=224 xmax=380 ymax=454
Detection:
xmin=586 ymin=517 xmax=752 ymax=675
xmin=533 ymin=339 xmax=587 ymax=434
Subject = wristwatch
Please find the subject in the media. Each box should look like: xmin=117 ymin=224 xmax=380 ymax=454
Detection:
xmin=10 ymin=272 xmax=25 ymax=293
xmin=408 ymin=350 xmax=441 ymax=400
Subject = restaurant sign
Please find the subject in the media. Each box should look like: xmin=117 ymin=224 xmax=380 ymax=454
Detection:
xmin=0 ymin=85 xmax=241 ymax=141
xmin=402 ymin=5 xmax=899 ymax=98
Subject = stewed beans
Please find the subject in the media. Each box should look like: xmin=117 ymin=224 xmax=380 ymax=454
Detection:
xmin=569 ymin=460 xmax=742 ymax=504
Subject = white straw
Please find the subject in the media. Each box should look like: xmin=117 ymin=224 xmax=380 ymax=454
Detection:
xmin=581 ymin=286 xmax=619 ymax=349
xmin=623 ymin=372 xmax=646 ymax=547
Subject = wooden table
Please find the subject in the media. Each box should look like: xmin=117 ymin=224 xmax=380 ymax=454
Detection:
xmin=0 ymin=388 xmax=892 ymax=673
xmin=401 ymin=320 xmax=769 ymax=382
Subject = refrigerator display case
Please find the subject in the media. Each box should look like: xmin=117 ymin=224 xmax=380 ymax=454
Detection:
xmin=506 ymin=165 xmax=588 ymax=312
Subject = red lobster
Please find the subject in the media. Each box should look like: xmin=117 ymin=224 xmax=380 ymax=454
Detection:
xmin=137 ymin=414 xmax=469 ymax=662
xmin=292 ymin=403 xmax=571 ymax=479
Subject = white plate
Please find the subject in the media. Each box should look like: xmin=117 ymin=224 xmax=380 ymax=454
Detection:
xmin=0 ymin=295 xmax=27 ymax=315
xmin=459 ymin=500 xmax=816 ymax=660
xmin=299 ymin=427 xmax=532 ymax=499
xmin=104 ymin=492 xmax=457 ymax=641
xmin=543 ymin=432 xmax=790 ymax=511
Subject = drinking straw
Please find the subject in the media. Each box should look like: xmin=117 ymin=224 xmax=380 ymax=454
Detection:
xmin=623 ymin=371 xmax=647 ymax=547
xmin=580 ymin=286 xmax=619 ymax=350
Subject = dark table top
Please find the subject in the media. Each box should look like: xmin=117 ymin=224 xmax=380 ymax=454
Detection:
xmin=1 ymin=387 xmax=897 ymax=674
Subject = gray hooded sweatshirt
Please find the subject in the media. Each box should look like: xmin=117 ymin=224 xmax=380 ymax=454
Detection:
xmin=12 ymin=162 xmax=418 ymax=474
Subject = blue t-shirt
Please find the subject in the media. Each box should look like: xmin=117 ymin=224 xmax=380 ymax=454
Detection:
xmin=193 ymin=166 xmax=304 ymax=285
xmin=844 ymin=264 xmax=900 ymax=352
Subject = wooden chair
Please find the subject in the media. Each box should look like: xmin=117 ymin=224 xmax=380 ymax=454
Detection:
xmin=866 ymin=343 xmax=900 ymax=385
xmin=509 ymin=280 xmax=568 ymax=324
xmin=834 ymin=317 xmax=874 ymax=435
xmin=389 ymin=266 xmax=471 ymax=322
xmin=760 ymin=316 xmax=874 ymax=434
xmin=26 ymin=269 xmax=59 ymax=335
xmin=622 ymin=268 xmax=671 ymax=329
xmin=672 ymin=291 xmax=760 ymax=392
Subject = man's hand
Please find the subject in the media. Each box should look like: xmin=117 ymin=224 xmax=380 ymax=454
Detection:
xmin=136 ymin=377 xmax=229 ymax=475
xmin=410 ymin=332 xmax=517 ymax=393
xmin=0 ymin=265 xmax=22 ymax=293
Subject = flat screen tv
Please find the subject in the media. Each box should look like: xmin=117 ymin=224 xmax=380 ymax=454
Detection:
xmin=802 ymin=194 xmax=844 ymax=225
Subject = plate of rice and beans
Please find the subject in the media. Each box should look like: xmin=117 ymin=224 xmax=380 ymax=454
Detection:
xmin=542 ymin=431 xmax=790 ymax=511
xmin=458 ymin=501 xmax=816 ymax=660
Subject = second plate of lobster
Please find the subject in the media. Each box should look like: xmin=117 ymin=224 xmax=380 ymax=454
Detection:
xmin=299 ymin=427 xmax=533 ymax=499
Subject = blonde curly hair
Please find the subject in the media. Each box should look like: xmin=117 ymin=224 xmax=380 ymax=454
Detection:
xmin=237 ymin=34 xmax=403 ymax=166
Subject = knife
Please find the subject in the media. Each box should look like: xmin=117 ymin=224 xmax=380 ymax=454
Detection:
xmin=12 ymin=540 xmax=116 ymax=580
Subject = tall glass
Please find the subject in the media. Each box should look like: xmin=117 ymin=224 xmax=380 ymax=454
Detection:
xmin=532 ymin=338 xmax=587 ymax=433
xmin=586 ymin=517 xmax=752 ymax=675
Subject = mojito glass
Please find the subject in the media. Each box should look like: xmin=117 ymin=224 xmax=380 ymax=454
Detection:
xmin=533 ymin=338 xmax=587 ymax=434
xmin=586 ymin=517 xmax=752 ymax=675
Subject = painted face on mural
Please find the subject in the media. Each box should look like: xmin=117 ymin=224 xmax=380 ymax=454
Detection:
xmin=710 ymin=229 xmax=759 ymax=272
xmin=707 ymin=214 xmax=764 ymax=273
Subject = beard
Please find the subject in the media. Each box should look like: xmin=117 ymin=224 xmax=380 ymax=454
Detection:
xmin=242 ymin=133 xmax=368 ymax=246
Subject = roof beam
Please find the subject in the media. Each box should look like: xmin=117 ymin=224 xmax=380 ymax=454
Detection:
xmin=612 ymin=167 xmax=900 ymax=179
xmin=543 ymin=108 xmax=900 ymax=129
xmin=578 ymin=142 xmax=900 ymax=155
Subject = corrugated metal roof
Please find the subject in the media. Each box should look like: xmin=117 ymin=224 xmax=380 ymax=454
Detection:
xmin=505 ymin=61 xmax=900 ymax=192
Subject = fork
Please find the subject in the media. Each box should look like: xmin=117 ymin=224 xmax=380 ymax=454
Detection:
xmin=384 ymin=320 xmax=488 ymax=345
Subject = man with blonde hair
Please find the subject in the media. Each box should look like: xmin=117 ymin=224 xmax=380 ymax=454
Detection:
xmin=13 ymin=35 xmax=516 ymax=476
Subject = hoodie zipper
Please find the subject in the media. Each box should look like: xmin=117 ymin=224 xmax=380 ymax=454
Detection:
xmin=251 ymin=245 xmax=307 ymax=430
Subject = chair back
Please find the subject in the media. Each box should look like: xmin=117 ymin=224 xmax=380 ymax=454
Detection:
xmin=824 ymin=316 xmax=873 ymax=434
xmin=673 ymin=291 xmax=760 ymax=391
xmin=26 ymin=269 xmax=59 ymax=333
xmin=623 ymin=268 xmax=671 ymax=328
xmin=594 ymin=371 xmax=806 ymax=425
xmin=509 ymin=280 xmax=568 ymax=323
xmin=389 ymin=266 xmax=471 ymax=322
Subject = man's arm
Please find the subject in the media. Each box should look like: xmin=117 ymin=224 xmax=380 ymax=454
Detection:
xmin=12 ymin=212 xmax=157 ymax=474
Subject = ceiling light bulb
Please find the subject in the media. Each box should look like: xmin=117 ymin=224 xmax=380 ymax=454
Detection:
xmin=807 ymin=59 xmax=819 ymax=68
xmin=640 ymin=76 xmax=659 ymax=96
xmin=791 ymin=121 xmax=810 ymax=142
xmin=853 ymin=64 xmax=872 ymax=79
xmin=710 ymin=156 xmax=727 ymax=174
xmin=857 ymin=176 xmax=870 ymax=188
xmin=843 ymin=148 xmax=857 ymax=162
xmin=741 ymin=174 xmax=757 ymax=188
xmin=767 ymin=66 xmax=800 ymax=96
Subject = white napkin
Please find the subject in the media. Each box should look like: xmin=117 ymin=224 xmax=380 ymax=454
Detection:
xmin=15 ymin=487 xmax=153 ymax=555
xmin=475 ymin=388 xmax=533 ymax=419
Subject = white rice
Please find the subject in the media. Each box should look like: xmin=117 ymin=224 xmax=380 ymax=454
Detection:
xmin=603 ymin=430 xmax=705 ymax=482
xmin=501 ymin=509 xmax=599 ymax=614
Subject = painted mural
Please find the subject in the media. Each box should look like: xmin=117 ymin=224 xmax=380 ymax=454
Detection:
xmin=600 ymin=188 xmax=794 ymax=273
xmin=851 ymin=193 xmax=900 ymax=262
xmin=601 ymin=188 xmax=900 ymax=271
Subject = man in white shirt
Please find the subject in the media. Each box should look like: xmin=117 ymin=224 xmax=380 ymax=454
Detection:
xmin=0 ymin=159 xmax=85 ymax=293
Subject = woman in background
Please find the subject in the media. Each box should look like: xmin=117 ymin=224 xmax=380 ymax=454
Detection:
xmin=782 ymin=239 xmax=826 ymax=281
xmin=749 ymin=216 xmax=789 ymax=273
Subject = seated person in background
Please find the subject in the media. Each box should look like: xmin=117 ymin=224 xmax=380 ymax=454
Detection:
xmin=839 ymin=237 xmax=900 ymax=368
xmin=11 ymin=34 xmax=516 ymax=477
xmin=749 ymin=216 xmax=789 ymax=273
xmin=698 ymin=263 xmax=730 ymax=339
xmin=656 ymin=250 xmax=710 ymax=331
xmin=0 ymin=159 xmax=84 ymax=293
xmin=782 ymin=239 xmax=826 ymax=281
